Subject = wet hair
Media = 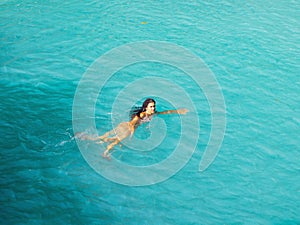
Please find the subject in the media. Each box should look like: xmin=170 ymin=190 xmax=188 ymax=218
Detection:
xmin=130 ymin=98 xmax=156 ymax=119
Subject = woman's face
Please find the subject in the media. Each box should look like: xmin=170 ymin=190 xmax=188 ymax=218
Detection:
xmin=145 ymin=102 xmax=155 ymax=115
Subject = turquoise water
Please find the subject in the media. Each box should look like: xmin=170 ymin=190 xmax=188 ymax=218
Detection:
xmin=1 ymin=0 xmax=299 ymax=224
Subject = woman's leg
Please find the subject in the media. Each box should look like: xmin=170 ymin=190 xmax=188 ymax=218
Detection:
xmin=75 ymin=130 xmax=114 ymax=142
xmin=102 ymin=139 xmax=120 ymax=159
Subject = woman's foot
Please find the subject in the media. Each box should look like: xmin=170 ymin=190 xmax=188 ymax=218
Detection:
xmin=75 ymin=132 xmax=89 ymax=140
xmin=102 ymin=150 xmax=111 ymax=160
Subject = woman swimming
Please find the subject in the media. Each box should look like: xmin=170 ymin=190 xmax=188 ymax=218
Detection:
xmin=76 ymin=98 xmax=188 ymax=159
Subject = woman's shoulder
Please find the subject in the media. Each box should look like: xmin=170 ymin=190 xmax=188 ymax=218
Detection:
xmin=131 ymin=112 xmax=145 ymax=121
xmin=139 ymin=112 xmax=146 ymax=117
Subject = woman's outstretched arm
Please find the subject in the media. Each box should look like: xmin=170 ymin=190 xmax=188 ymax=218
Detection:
xmin=156 ymin=108 xmax=188 ymax=115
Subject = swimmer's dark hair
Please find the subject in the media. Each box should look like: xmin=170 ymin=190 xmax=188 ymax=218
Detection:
xmin=130 ymin=98 xmax=156 ymax=119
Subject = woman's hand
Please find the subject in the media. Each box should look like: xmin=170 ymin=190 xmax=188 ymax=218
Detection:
xmin=176 ymin=108 xmax=189 ymax=114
